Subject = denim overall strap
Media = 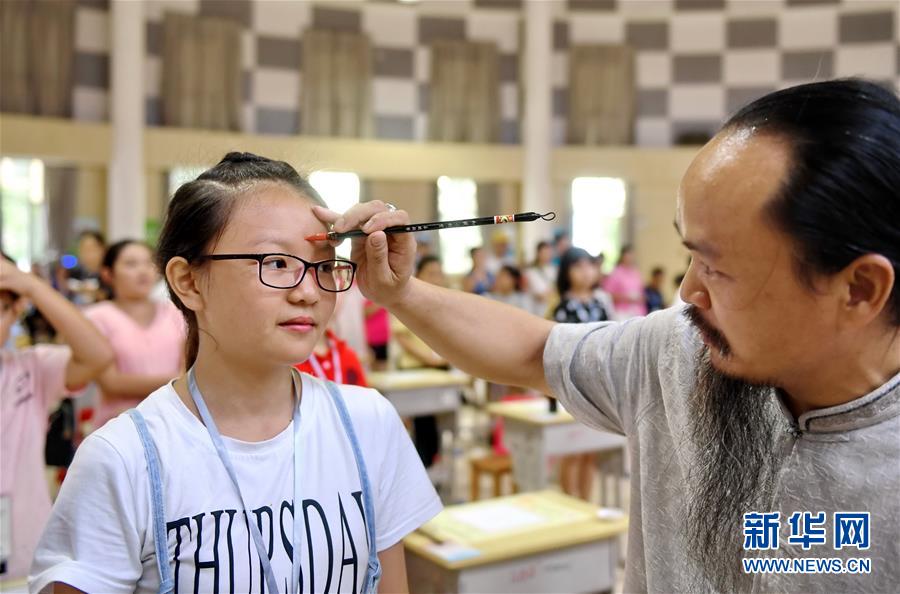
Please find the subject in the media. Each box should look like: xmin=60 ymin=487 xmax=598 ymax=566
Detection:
xmin=128 ymin=409 xmax=175 ymax=594
xmin=323 ymin=382 xmax=382 ymax=593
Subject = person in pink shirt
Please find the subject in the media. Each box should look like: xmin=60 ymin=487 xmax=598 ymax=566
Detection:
xmin=85 ymin=240 xmax=186 ymax=429
xmin=0 ymin=255 xmax=112 ymax=581
xmin=363 ymin=298 xmax=390 ymax=370
xmin=603 ymin=245 xmax=649 ymax=319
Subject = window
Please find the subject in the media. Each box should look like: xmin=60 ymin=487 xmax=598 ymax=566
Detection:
xmin=571 ymin=176 xmax=627 ymax=267
xmin=1 ymin=158 xmax=46 ymax=269
xmin=167 ymin=166 xmax=208 ymax=197
xmin=437 ymin=176 xmax=480 ymax=275
xmin=309 ymin=171 xmax=360 ymax=259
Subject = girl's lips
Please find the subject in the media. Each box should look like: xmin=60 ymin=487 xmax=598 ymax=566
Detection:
xmin=279 ymin=318 xmax=316 ymax=333
xmin=279 ymin=322 xmax=315 ymax=334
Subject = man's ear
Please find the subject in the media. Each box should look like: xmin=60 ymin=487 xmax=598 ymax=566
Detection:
xmin=166 ymin=257 xmax=204 ymax=313
xmin=840 ymin=253 xmax=895 ymax=327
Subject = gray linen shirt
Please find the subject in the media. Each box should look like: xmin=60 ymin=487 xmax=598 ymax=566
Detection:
xmin=544 ymin=306 xmax=900 ymax=593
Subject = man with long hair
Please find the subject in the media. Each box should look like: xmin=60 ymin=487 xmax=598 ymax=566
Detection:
xmin=318 ymin=79 xmax=900 ymax=592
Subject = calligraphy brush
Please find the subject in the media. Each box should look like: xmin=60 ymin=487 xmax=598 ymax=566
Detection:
xmin=306 ymin=211 xmax=557 ymax=242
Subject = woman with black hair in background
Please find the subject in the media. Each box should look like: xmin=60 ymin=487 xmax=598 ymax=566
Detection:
xmin=553 ymin=248 xmax=615 ymax=325
xmin=552 ymin=247 xmax=616 ymax=500
xmin=84 ymin=240 xmax=186 ymax=429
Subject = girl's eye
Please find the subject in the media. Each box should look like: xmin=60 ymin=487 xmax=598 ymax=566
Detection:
xmin=262 ymin=257 xmax=289 ymax=270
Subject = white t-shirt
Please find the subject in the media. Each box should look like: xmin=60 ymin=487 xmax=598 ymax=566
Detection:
xmin=523 ymin=264 xmax=557 ymax=299
xmin=30 ymin=373 xmax=442 ymax=594
xmin=523 ymin=265 xmax=558 ymax=317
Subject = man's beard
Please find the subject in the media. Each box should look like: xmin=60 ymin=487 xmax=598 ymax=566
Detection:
xmin=683 ymin=307 xmax=787 ymax=592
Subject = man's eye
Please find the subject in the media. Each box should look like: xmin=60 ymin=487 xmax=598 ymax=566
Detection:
xmin=703 ymin=263 xmax=726 ymax=280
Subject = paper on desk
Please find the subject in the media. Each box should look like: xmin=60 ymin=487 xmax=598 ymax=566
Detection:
xmin=419 ymin=493 xmax=592 ymax=545
xmin=596 ymin=507 xmax=627 ymax=521
xmin=426 ymin=542 xmax=482 ymax=562
xmin=450 ymin=504 xmax=544 ymax=533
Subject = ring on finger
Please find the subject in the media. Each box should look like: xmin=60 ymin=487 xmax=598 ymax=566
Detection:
xmin=385 ymin=202 xmax=398 ymax=212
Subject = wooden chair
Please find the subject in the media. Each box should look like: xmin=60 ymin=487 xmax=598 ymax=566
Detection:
xmin=469 ymin=453 xmax=516 ymax=501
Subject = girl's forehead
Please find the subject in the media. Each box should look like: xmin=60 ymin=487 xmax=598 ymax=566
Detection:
xmin=220 ymin=192 xmax=331 ymax=256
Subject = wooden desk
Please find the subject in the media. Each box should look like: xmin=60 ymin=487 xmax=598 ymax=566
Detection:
xmin=488 ymin=399 xmax=627 ymax=505
xmin=404 ymin=490 xmax=627 ymax=593
xmin=369 ymin=369 xmax=470 ymax=500
xmin=368 ymin=369 xmax=469 ymax=417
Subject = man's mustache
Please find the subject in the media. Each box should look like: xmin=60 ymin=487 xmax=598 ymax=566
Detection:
xmin=685 ymin=305 xmax=732 ymax=357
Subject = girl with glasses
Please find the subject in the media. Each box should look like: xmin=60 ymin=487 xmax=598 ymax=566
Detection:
xmin=31 ymin=153 xmax=442 ymax=594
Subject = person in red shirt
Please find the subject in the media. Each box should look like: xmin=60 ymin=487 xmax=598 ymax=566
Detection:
xmin=295 ymin=328 xmax=368 ymax=386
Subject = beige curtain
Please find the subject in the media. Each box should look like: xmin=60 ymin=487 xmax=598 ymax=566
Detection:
xmin=568 ymin=44 xmax=635 ymax=145
xmin=161 ymin=13 xmax=242 ymax=131
xmin=1 ymin=0 xmax=32 ymax=113
xmin=428 ymin=40 xmax=499 ymax=143
xmin=302 ymin=29 xmax=373 ymax=137
xmin=44 ymin=166 xmax=78 ymax=255
xmin=32 ymin=0 xmax=75 ymax=117
xmin=0 ymin=0 xmax=74 ymax=116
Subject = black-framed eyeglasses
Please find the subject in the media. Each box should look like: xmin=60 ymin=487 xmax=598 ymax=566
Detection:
xmin=195 ymin=253 xmax=357 ymax=292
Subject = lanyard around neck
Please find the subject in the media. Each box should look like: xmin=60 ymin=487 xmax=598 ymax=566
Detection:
xmin=308 ymin=339 xmax=342 ymax=384
xmin=187 ymin=367 xmax=303 ymax=594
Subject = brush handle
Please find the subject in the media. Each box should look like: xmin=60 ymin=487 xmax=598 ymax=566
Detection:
xmin=327 ymin=212 xmax=546 ymax=241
